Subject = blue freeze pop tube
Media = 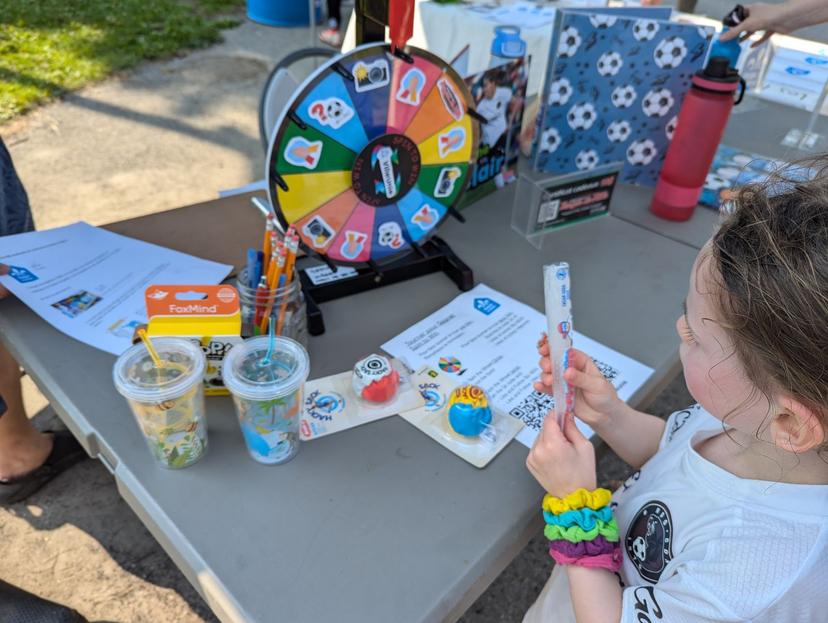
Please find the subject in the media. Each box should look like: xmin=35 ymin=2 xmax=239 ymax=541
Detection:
xmin=543 ymin=262 xmax=574 ymax=428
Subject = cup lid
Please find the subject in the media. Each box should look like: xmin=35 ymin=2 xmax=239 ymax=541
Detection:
xmin=222 ymin=336 xmax=309 ymax=401
xmin=113 ymin=337 xmax=205 ymax=403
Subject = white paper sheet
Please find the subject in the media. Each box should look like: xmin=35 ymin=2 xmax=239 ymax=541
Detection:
xmin=382 ymin=284 xmax=653 ymax=448
xmin=0 ymin=222 xmax=233 ymax=355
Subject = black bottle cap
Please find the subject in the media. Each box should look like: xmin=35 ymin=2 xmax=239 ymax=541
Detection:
xmin=699 ymin=56 xmax=740 ymax=83
xmin=723 ymin=4 xmax=747 ymax=27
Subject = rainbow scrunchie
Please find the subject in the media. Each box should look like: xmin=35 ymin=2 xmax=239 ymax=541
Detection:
xmin=541 ymin=488 xmax=621 ymax=573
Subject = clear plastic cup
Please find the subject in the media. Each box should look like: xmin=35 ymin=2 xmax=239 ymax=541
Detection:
xmin=113 ymin=337 xmax=208 ymax=469
xmin=222 ymin=336 xmax=310 ymax=465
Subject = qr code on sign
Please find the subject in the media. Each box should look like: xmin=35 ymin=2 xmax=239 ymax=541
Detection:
xmin=509 ymin=358 xmax=620 ymax=432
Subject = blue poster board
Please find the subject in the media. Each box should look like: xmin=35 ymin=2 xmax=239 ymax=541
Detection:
xmin=533 ymin=11 xmax=714 ymax=186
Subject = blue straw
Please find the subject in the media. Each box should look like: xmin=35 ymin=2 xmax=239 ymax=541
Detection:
xmin=259 ymin=317 xmax=275 ymax=369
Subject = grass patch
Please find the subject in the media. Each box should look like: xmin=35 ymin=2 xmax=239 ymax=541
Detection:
xmin=0 ymin=0 xmax=245 ymax=121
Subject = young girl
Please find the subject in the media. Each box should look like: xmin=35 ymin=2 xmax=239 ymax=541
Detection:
xmin=524 ymin=166 xmax=828 ymax=622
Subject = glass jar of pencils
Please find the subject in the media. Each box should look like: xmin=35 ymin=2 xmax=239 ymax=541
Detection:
xmin=236 ymin=267 xmax=308 ymax=346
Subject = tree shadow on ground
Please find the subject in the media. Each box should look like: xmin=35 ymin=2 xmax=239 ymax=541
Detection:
xmin=5 ymin=406 xmax=218 ymax=623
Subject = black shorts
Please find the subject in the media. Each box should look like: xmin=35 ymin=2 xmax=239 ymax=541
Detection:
xmin=0 ymin=136 xmax=34 ymax=237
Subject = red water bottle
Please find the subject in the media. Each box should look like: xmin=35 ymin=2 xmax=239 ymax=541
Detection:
xmin=650 ymin=57 xmax=745 ymax=221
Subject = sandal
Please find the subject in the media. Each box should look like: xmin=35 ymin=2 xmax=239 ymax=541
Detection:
xmin=0 ymin=430 xmax=88 ymax=505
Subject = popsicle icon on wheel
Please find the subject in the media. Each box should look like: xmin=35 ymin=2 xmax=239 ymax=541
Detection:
xmin=543 ymin=262 xmax=574 ymax=427
xmin=285 ymin=137 xmax=323 ymax=169
xmin=340 ymin=231 xmax=368 ymax=260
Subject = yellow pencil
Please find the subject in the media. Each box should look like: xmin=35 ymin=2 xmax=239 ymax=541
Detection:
xmin=262 ymin=214 xmax=274 ymax=275
xmin=266 ymin=240 xmax=282 ymax=288
xmin=259 ymin=246 xmax=287 ymax=334
xmin=275 ymin=233 xmax=300 ymax=336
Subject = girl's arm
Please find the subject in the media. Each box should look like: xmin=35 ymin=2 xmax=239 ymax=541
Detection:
xmin=592 ymin=401 xmax=665 ymax=470
xmin=527 ymin=414 xmax=623 ymax=622
xmin=536 ymin=344 xmax=665 ymax=468
xmin=568 ymin=567 xmax=622 ymax=623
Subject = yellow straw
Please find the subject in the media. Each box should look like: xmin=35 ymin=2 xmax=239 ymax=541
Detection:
xmin=137 ymin=329 xmax=164 ymax=368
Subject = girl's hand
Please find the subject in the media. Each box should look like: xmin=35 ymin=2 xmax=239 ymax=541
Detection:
xmin=527 ymin=412 xmax=596 ymax=497
xmin=718 ymin=3 xmax=790 ymax=47
xmin=534 ymin=340 xmax=623 ymax=430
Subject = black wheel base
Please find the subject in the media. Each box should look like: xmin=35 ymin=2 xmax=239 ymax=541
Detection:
xmin=298 ymin=237 xmax=474 ymax=336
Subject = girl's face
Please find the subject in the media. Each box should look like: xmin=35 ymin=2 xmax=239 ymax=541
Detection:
xmin=677 ymin=245 xmax=773 ymax=433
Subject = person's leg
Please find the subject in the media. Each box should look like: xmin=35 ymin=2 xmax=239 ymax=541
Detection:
xmin=0 ymin=342 xmax=52 ymax=480
xmin=327 ymin=0 xmax=342 ymax=28
xmin=320 ymin=0 xmax=343 ymax=47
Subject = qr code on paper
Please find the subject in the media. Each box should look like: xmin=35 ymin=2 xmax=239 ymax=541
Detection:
xmin=592 ymin=358 xmax=619 ymax=383
xmin=509 ymin=391 xmax=555 ymax=432
xmin=509 ymin=358 xmax=620 ymax=432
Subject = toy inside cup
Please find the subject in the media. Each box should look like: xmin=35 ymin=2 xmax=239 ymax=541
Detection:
xmin=113 ymin=337 xmax=208 ymax=469
xmin=222 ymin=336 xmax=309 ymax=465
xmin=447 ymin=385 xmax=492 ymax=437
xmin=352 ymin=353 xmax=400 ymax=403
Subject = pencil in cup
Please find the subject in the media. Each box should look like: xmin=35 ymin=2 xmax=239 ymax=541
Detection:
xmin=275 ymin=233 xmax=300 ymax=336
xmin=259 ymin=244 xmax=287 ymax=333
xmin=236 ymin=266 xmax=305 ymax=342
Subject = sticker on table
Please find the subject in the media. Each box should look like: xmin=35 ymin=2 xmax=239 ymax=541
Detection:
xmin=284 ymin=137 xmax=323 ymax=169
xmin=395 ymin=68 xmax=426 ymax=106
xmin=353 ymin=59 xmax=390 ymax=92
xmin=437 ymin=78 xmax=464 ymax=121
xmin=307 ymin=97 xmax=354 ymax=129
xmin=434 ymin=166 xmax=462 ymax=198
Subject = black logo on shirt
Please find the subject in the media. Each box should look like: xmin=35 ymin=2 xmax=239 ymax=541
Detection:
xmin=666 ymin=409 xmax=694 ymax=442
xmin=625 ymin=500 xmax=673 ymax=583
xmin=632 ymin=586 xmax=663 ymax=621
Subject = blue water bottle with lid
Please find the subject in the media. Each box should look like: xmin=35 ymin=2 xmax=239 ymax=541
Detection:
xmin=490 ymin=26 xmax=526 ymax=68
xmin=709 ymin=4 xmax=748 ymax=70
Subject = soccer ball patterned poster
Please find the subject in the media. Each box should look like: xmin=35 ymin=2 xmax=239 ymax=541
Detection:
xmin=533 ymin=12 xmax=714 ymax=186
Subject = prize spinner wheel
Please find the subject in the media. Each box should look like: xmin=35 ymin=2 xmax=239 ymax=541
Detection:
xmin=266 ymin=43 xmax=479 ymax=266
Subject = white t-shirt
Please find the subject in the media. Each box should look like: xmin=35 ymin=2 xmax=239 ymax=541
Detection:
xmin=476 ymin=86 xmax=512 ymax=147
xmin=524 ymin=405 xmax=828 ymax=623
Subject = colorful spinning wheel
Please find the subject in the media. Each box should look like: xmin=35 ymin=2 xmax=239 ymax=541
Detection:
xmin=266 ymin=43 xmax=479 ymax=265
